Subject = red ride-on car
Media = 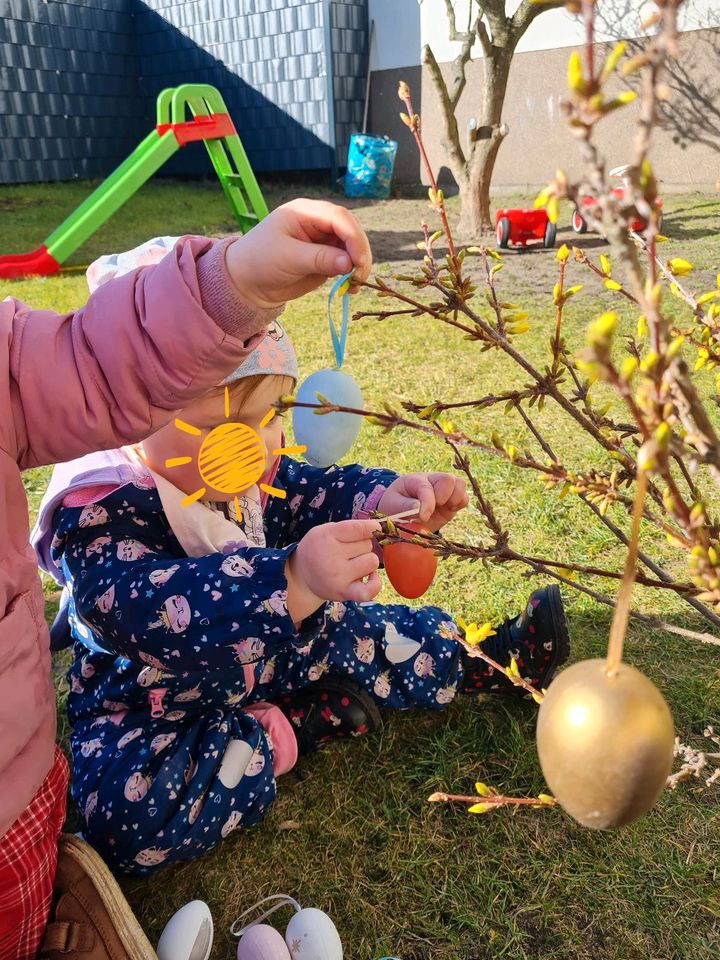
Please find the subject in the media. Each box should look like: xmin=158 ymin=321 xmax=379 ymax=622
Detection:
xmin=495 ymin=208 xmax=556 ymax=250
xmin=571 ymin=164 xmax=664 ymax=236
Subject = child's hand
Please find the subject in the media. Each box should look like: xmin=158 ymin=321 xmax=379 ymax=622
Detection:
xmin=225 ymin=199 xmax=372 ymax=309
xmin=378 ymin=473 xmax=469 ymax=532
xmin=285 ymin=519 xmax=382 ymax=623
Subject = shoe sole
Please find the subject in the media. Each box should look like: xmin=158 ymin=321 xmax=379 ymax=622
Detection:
xmin=57 ymin=834 xmax=158 ymax=959
xmin=316 ymin=675 xmax=383 ymax=733
xmin=543 ymin=583 xmax=571 ymax=685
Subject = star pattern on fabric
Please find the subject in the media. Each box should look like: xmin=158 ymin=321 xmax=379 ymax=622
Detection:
xmin=51 ymin=459 xmax=469 ymax=874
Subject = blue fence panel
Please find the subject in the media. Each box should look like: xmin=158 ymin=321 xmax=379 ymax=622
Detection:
xmin=1 ymin=0 xmax=369 ymax=183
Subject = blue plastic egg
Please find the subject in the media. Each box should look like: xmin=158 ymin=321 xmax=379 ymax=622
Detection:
xmin=237 ymin=924 xmax=292 ymax=960
xmin=293 ymin=368 xmax=363 ymax=467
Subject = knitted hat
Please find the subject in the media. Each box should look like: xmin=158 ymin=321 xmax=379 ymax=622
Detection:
xmin=224 ymin=315 xmax=297 ymax=385
xmin=86 ymin=235 xmax=298 ymax=385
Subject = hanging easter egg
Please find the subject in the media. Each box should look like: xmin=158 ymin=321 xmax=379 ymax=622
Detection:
xmin=237 ymin=924 xmax=292 ymax=960
xmin=383 ymin=521 xmax=438 ymax=599
xmin=293 ymin=368 xmax=363 ymax=468
xmin=284 ymin=907 xmax=343 ymax=960
xmin=157 ymin=900 xmax=213 ymax=960
xmin=536 ymin=658 xmax=674 ymax=829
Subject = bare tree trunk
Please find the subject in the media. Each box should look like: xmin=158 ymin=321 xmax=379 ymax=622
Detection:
xmin=425 ymin=29 xmax=515 ymax=237
xmin=424 ymin=1 xmax=564 ymax=238
xmin=457 ymin=139 xmax=502 ymax=237
xmin=457 ymin=173 xmax=484 ymax=238
xmin=457 ymin=46 xmax=513 ymax=237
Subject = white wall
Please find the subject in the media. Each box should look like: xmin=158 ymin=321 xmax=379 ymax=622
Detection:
xmin=368 ymin=0 xmax=422 ymax=70
xmin=372 ymin=0 xmax=717 ymax=68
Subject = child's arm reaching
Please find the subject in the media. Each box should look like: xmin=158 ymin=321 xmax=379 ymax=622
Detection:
xmin=4 ymin=237 xmax=272 ymax=471
xmin=2 ymin=200 xmax=371 ymax=471
xmin=52 ymin=484 xmax=382 ymax=674
xmin=284 ymin=517 xmax=383 ymax=622
xmin=277 ymin=459 xmax=399 ymax=541
xmin=276 ymin=459 xmax=467 ymax=535
xmin=274 ymin=461 xmax=468 ymax=585
xmin=52 ymin=487 xmax=306 ymax=674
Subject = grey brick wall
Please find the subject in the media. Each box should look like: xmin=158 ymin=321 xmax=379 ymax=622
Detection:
xmin=135 ymin=0 xmax=334 ymax=174
xmin=0 ymin=0 xmax=142 ymax=183
xmin=329 ymin=0 xmax=368 ymax=166
xmin=1 ymin=0 xmax=369 ymax=183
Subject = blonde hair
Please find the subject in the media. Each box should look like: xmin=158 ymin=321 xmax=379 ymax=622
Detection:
xmin=208 ymin=373 xmax=295 ymax=420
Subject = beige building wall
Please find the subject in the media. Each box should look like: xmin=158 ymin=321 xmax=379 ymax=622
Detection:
xmin=369 ymin=28 xmax=720 ymax=190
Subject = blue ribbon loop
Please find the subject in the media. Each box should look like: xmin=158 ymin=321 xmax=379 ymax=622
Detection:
xmin=327 ymin=271 xmax=353 ymax=368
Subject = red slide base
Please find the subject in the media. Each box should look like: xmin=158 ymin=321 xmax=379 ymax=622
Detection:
xmin=0 ymin=245 xmax=61 ymax=280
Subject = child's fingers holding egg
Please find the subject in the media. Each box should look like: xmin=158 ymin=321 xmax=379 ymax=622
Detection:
xmin=444 ymin=480 xmax=469 ymax=517
xmin=387 ymin=474 xmax=435 ymax=522
xmin=340 ymin=532 xmax=378 ymax=562
xmin=346 ymin=551 xmax=380 ymax=586
xmin=452 ymin=478 xmax=470 ymax=511
xmin=333 ymin=518 xmax=382 ymax=546
xmin=346 ymin=542 xmax=378 ymax=563
xmin=225 ymin=197 xmax=372 ymax=307
xmin=344 ymin=569 xmax=382 ymax=603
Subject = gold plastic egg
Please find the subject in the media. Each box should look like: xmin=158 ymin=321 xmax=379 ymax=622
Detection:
xmin=536 ymin=658 xmax=675 ymax=829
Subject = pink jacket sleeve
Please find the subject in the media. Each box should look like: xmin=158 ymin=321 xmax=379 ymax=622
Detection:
xmin=1 ymin=236 xmax=278 ymax=470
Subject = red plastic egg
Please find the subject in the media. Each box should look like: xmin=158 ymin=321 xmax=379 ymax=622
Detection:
xmin=383 ymin=521 xmax=438 ymax=599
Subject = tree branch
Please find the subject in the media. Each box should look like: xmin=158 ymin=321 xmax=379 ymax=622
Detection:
xmin=422 ymin=43 xmax=468 ymax=176
xmin=433 ymin=3 xmax=484 ymax=109
xmin=522 ymin=562 xmax=720 ymax=648
xmin=475 ymin=0 xmax=507 ymax=30
xmin=475 ymin=16 xmax=492 ymax=58
xmin=510 ymin=0 xmax=565 ymax=38
xmin=443 ymin=0 xmax=472 ymax=41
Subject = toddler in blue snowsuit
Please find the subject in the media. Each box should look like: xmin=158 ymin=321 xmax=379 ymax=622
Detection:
xmin=33 ymin=239 xmax=569 ymax=875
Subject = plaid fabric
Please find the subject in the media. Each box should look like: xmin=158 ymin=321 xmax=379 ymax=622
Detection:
xmin=0 ymin=749 xmax=69 ymax=960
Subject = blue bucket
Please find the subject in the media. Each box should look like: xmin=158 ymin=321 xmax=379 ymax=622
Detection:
xmin=344 ymin=133 xmax=398 ymax=199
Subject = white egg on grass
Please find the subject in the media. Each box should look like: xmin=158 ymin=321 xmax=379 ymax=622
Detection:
xmin=292 ymin=368 xmax=363 ymax=468
xmin=157 ymin=900 xmax=213 ymax=960
xmin=284 ymin=907 xmax=343 ymax=960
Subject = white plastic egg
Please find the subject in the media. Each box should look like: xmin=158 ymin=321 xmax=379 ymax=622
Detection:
xmin=237 ymin=923 xmax=292 ymax=960
xmin=284 ymin=907 xmax=343 ymax=960
xmin=157 ymin=900 xmax=213 ymax=960
xmin=292 ymin=368 xmax=363 ymax=467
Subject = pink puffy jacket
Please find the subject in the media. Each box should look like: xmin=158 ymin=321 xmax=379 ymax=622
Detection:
xmin=0 ymin=236 xmax=276 ymax=837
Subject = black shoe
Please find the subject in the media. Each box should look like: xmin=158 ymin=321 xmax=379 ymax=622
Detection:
xmin=460 ymin=585 xmax=570 ymax=697
xmin=276 ymin=676 xmax=382 ymax=755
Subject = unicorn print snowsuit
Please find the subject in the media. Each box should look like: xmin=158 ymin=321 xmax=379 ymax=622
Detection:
xmin=34 ymin=452 xmax=466 ymax=874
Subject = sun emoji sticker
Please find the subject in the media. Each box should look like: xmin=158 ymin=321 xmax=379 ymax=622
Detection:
xmin=165 ymin=386 xmax=306 ymax=519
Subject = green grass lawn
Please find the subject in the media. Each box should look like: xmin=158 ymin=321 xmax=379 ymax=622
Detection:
xmin=3 ymin=179 xmax=720 ymax=960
